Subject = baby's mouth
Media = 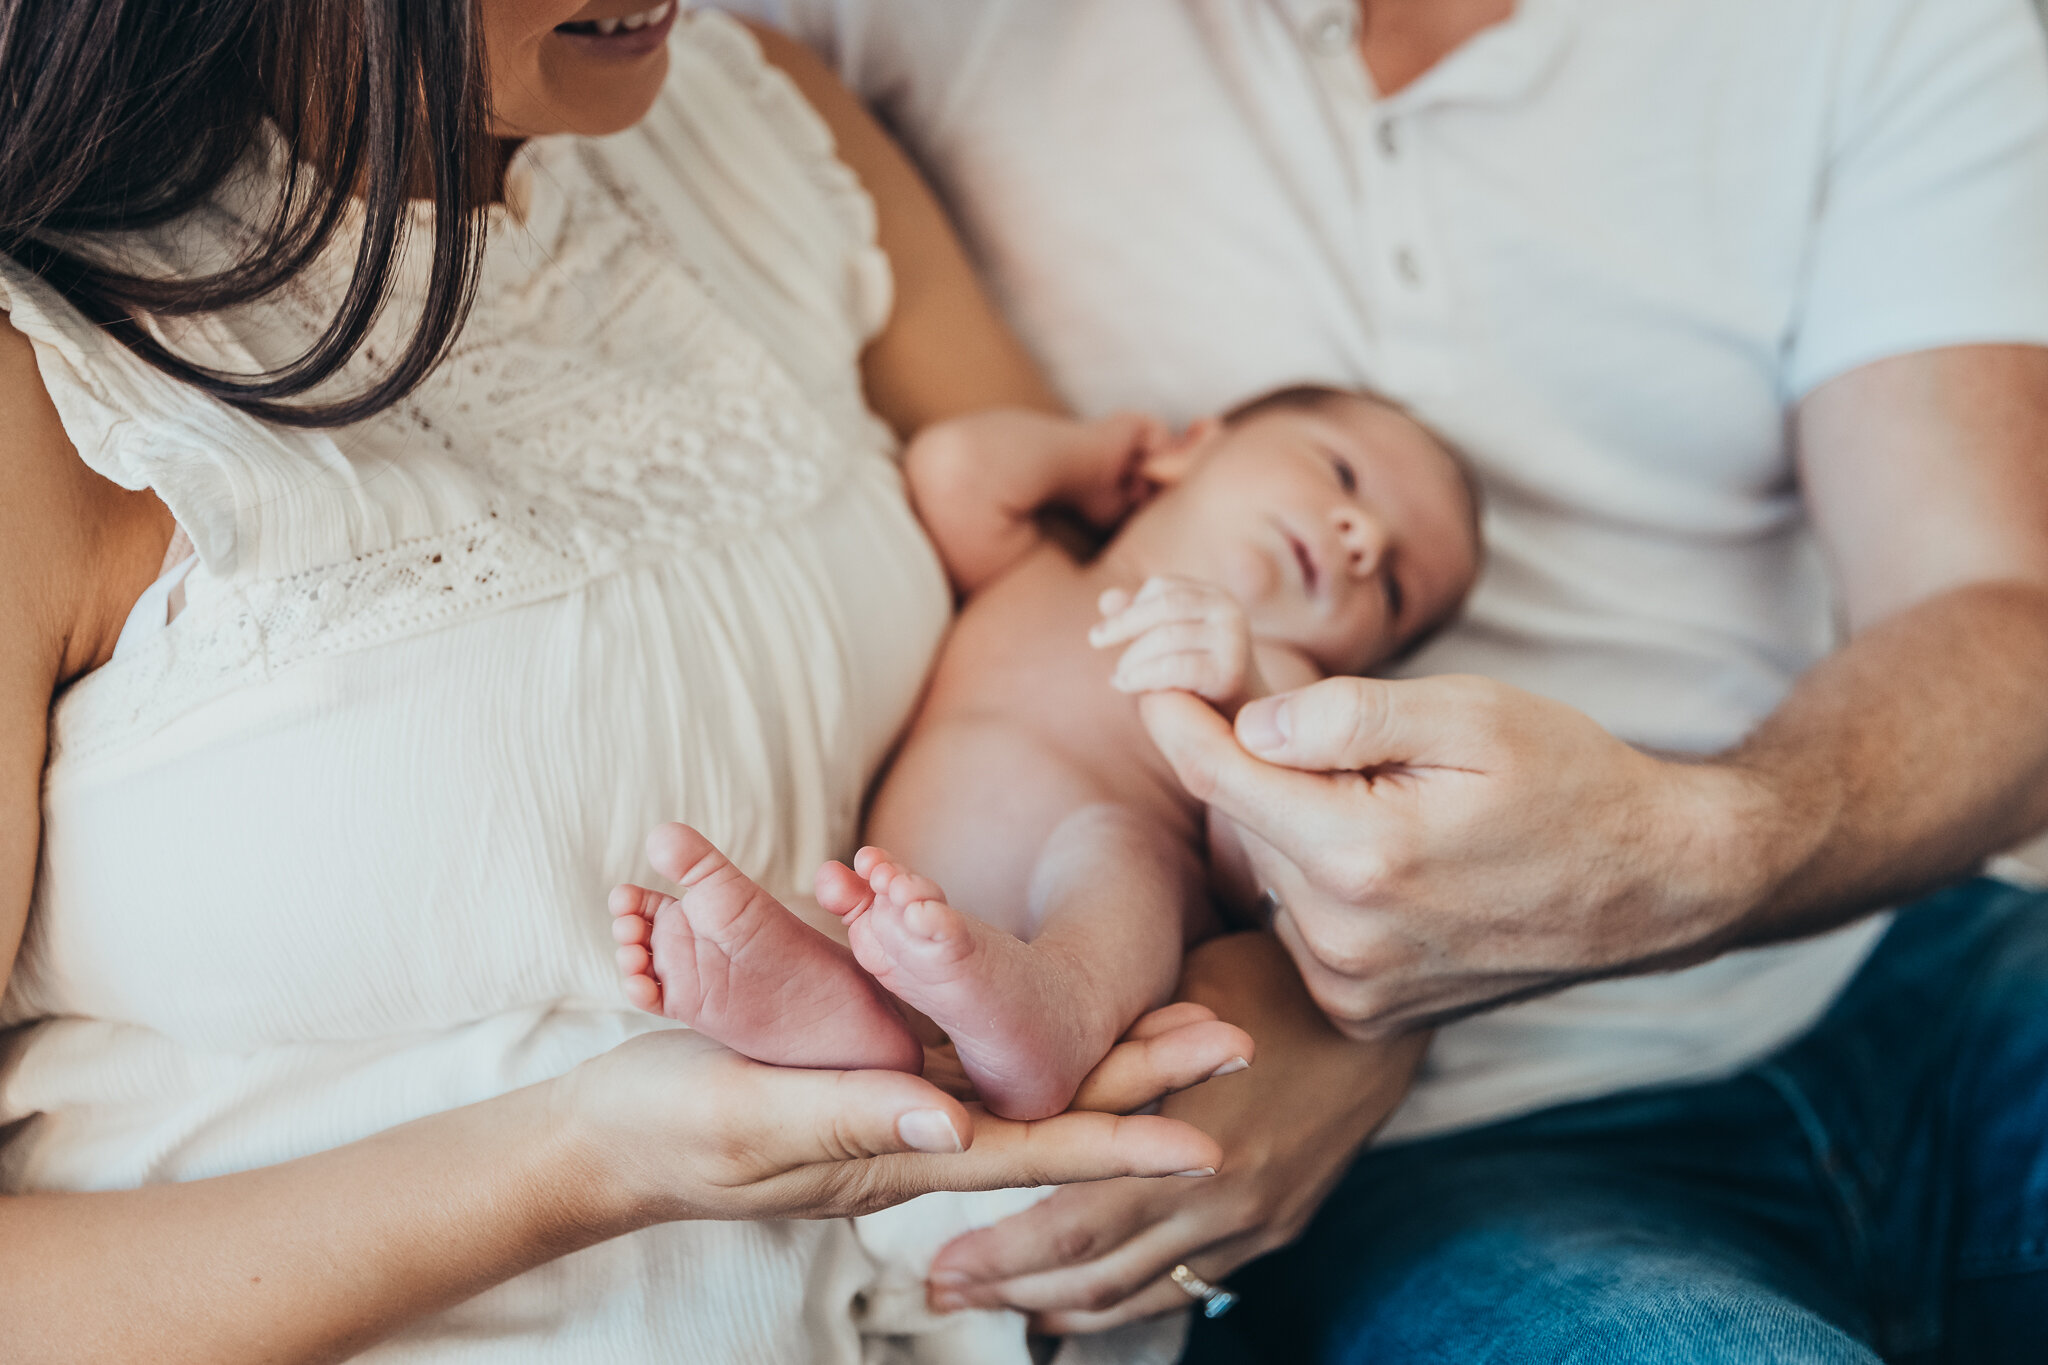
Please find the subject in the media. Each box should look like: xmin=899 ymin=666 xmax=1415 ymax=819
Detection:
xmin=1287 ymin=531 xmax=1321 ymax=596
xmin=556 ymin=1 xmax=674 ymax=37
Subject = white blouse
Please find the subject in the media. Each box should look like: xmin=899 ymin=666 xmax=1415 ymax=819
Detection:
xmin=0 ymin=13 xmax=972 ymax=1361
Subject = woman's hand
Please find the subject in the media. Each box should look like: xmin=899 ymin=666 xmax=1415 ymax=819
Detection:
xmin=1134 ymin=680 xmax=1765 ymax=1037
xmin=554 ymin=1005 xmax=1254 ymax=1232
xmin=923 ymin=934 xmax=1425 ymax=1333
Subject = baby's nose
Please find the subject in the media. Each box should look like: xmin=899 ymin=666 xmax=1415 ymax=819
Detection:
xmin=1332 ymin=507 xmax=1386 ymax=577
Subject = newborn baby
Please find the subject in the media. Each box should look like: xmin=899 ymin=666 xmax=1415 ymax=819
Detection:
xmin=610 ymin=386 xmax=1481 ymax=1118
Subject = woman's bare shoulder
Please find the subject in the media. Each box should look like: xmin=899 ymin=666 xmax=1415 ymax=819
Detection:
xmin=0 ymin=313 xmax=172 ymax=685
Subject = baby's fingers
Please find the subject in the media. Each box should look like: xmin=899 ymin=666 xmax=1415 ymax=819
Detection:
xmin=1112 ymin=650 xmax=1245 ymax=700
xmin=1090 ymin=577 xmax=1229 ymax=649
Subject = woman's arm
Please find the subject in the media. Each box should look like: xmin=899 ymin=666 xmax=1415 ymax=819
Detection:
xmin=0 ymin=317 xmax=614 ymax=1362
xmin=0 ymin=321 xmax=1241 ymax=1362
xmin=742 ymin=21 xmax=1063 ymax=434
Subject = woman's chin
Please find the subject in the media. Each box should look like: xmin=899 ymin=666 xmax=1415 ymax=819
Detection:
xmin=493 ymin=56 xmax=671 ymax=140
xmin=496 ymin=29 xmax=673 ymax=141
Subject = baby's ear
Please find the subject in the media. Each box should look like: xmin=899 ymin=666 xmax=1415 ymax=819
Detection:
xmin=1138 ymin=416 xmax=1223 ymax=486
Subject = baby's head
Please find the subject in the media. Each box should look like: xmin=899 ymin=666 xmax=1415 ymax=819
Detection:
xmin=1122 ymin=385 xmax=1482 ymax=674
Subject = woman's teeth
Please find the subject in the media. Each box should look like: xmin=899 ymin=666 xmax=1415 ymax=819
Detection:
xmin=559 ymin=1 xmax=674 ymax=36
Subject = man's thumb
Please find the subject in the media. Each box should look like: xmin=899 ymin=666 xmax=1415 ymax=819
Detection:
xmin=1234 ymin=676 xmax=1441 ymax=772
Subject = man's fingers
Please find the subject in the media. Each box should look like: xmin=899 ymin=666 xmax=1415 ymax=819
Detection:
xmin=1235 ymin=674 xmax=1493 ymax=772
xmin=947 ymin=1217 xmax=1218 ymax=1318
xmin=1137 ymin=691 xmax=1348 ymax=865
xmin=1122 ymin=1000 xmax=1219 ymax=1040
xmin=1031 ymin=1276 xmax=1204 ymax=1336
xmin=1069 ymin=1017 xmax=1254 ymax=1114
xmin=928 ymin=1181 xmax=1164 ymax=1292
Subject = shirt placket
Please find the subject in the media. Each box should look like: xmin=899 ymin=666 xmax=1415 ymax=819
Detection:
xmin=1292 ymin=2 xmax=1458 ymax=399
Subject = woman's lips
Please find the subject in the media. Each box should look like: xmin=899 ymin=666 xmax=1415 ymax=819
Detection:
xmin=555 ymin=1 xmax=677 ymax=57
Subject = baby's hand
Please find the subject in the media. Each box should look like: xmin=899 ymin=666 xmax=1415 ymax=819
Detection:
xmin=1089 ymin=576 xmax=1261 ymax=710
xmin=1061 ymin=412 xmax=1169 ymax=530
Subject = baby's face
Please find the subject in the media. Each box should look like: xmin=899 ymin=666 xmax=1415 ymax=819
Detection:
xmin=1139 ymin=397 xmax=1479 ymax=673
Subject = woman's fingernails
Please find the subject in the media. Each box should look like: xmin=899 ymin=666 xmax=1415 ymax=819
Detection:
xmin=1209 ymin=1056 xmax=1250 ymax=1079
xmin=1238 ymin=698 xmax=1291 ymax=753
xmin=898 ymin=1109 xmax=964 ymax=1153
xmin=931 ymin=1292 xmax=969 ymax=1314
xmin=1173 ymin=1166 xmax=1218 ymax=1178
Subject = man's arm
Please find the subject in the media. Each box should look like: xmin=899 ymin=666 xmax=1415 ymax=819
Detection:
xmin=1722 ymin=343 xmax=2048 ymax=936
xmin=1132 ymin=344 xmax=2048 ymax=1034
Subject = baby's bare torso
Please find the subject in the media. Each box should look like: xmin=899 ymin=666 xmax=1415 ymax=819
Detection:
xmin=863 ymin=544 xmax=1202 ymax=931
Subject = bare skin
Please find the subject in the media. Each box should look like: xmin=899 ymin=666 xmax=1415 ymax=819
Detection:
xmin=0 ymin=14 xmax=1258 ymax=1360
xmin=611 ymin=397 xmax=1475 ymax=1118
xmin=610 ymin=822 xmax=926 ymax=1074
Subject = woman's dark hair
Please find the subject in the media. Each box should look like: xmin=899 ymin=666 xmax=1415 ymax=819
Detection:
xmin=0 ymin=0 xmax=494 ymax=427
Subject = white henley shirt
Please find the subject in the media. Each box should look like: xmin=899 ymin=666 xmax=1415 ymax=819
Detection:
xmin=721 ymin=0 xmax=2048 ymax=1140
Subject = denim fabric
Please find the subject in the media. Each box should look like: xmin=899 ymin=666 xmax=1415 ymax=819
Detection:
xmin=1183 ymin=880 xmax=2048 ymax=1363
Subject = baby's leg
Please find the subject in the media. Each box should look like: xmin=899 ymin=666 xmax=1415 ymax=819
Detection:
xmin=612 ymin=823 xmax=923 ymax=1074
xmin=816 ymin=804 xmax=1203 ymax=1119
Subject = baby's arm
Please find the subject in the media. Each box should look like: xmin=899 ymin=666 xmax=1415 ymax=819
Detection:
xmin=904 ymin=409 xmax=1163 ymax=594
xmin=1093 ymin=577 xmax=1323 ymax=926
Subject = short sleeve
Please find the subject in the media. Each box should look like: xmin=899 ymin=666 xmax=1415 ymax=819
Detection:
xmin=0 ymin=259 xmax=243 ymax=571
xmin=1787 ymin=0 xmax=2048 ymax=396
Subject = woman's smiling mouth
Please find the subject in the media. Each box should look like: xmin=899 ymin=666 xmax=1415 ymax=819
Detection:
xmin=556 ymin=2 xmax=677 ymax=50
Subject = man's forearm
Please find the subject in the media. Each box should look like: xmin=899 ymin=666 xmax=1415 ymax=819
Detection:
xmin=1709 ymin=579 xmax=2048 ymax=947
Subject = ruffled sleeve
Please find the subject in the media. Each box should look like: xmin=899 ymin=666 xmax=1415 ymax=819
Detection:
xmin=0 ymin=258 xmax=249 ymax=573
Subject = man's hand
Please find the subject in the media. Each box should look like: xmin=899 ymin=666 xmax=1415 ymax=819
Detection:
xmin=1135 ymin=681 xmax=1768 ymax=1036
xmin=1090 ymin=575 xmax=1267 ymax=712
xmin=925 ymin=933 xmax=1425 ymax=1332
xmin=1119 ymin=347 xmax=2048 ymax=1040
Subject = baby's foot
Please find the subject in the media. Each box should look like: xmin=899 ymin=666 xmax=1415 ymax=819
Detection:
xmin=611 ymin=823 xmax=922 ymax=1074
xmin=815 ymin=849 xmax=1122 ymax=1120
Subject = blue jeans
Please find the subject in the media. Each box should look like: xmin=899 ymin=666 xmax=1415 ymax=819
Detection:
xmin=1183 ymin=879 xmax=2048 ymax=1363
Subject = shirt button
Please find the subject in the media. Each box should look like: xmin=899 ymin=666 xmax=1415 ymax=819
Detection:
xmin=1395 ymin=247 xmax=1422 ymax=286
xmin=1305 ymin=6 xmax=1358 ymax=56
xmin=1378 ymin=121 xmax=1400 ymax=158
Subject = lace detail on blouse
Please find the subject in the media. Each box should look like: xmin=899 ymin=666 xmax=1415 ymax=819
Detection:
xmin=40 ymin=13 xmax=897 ymax=768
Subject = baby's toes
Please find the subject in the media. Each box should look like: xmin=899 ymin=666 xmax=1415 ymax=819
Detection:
xmin=616 ymin=941 xmax=653 ymax=977
xmin=617 ymin=953 xmax=662 ymax=1011
xmin=851 ymin=845 xmax=900 ymax=881
xmin=814 ymin=859 xmax=876 ymax=922
xmin=879 ymin=867 xmax=947 ymax=911
xmin=898 ymin=893 xmax=963 ymax=942
xmin=610 ymin=882 xmax=667 ymax=922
